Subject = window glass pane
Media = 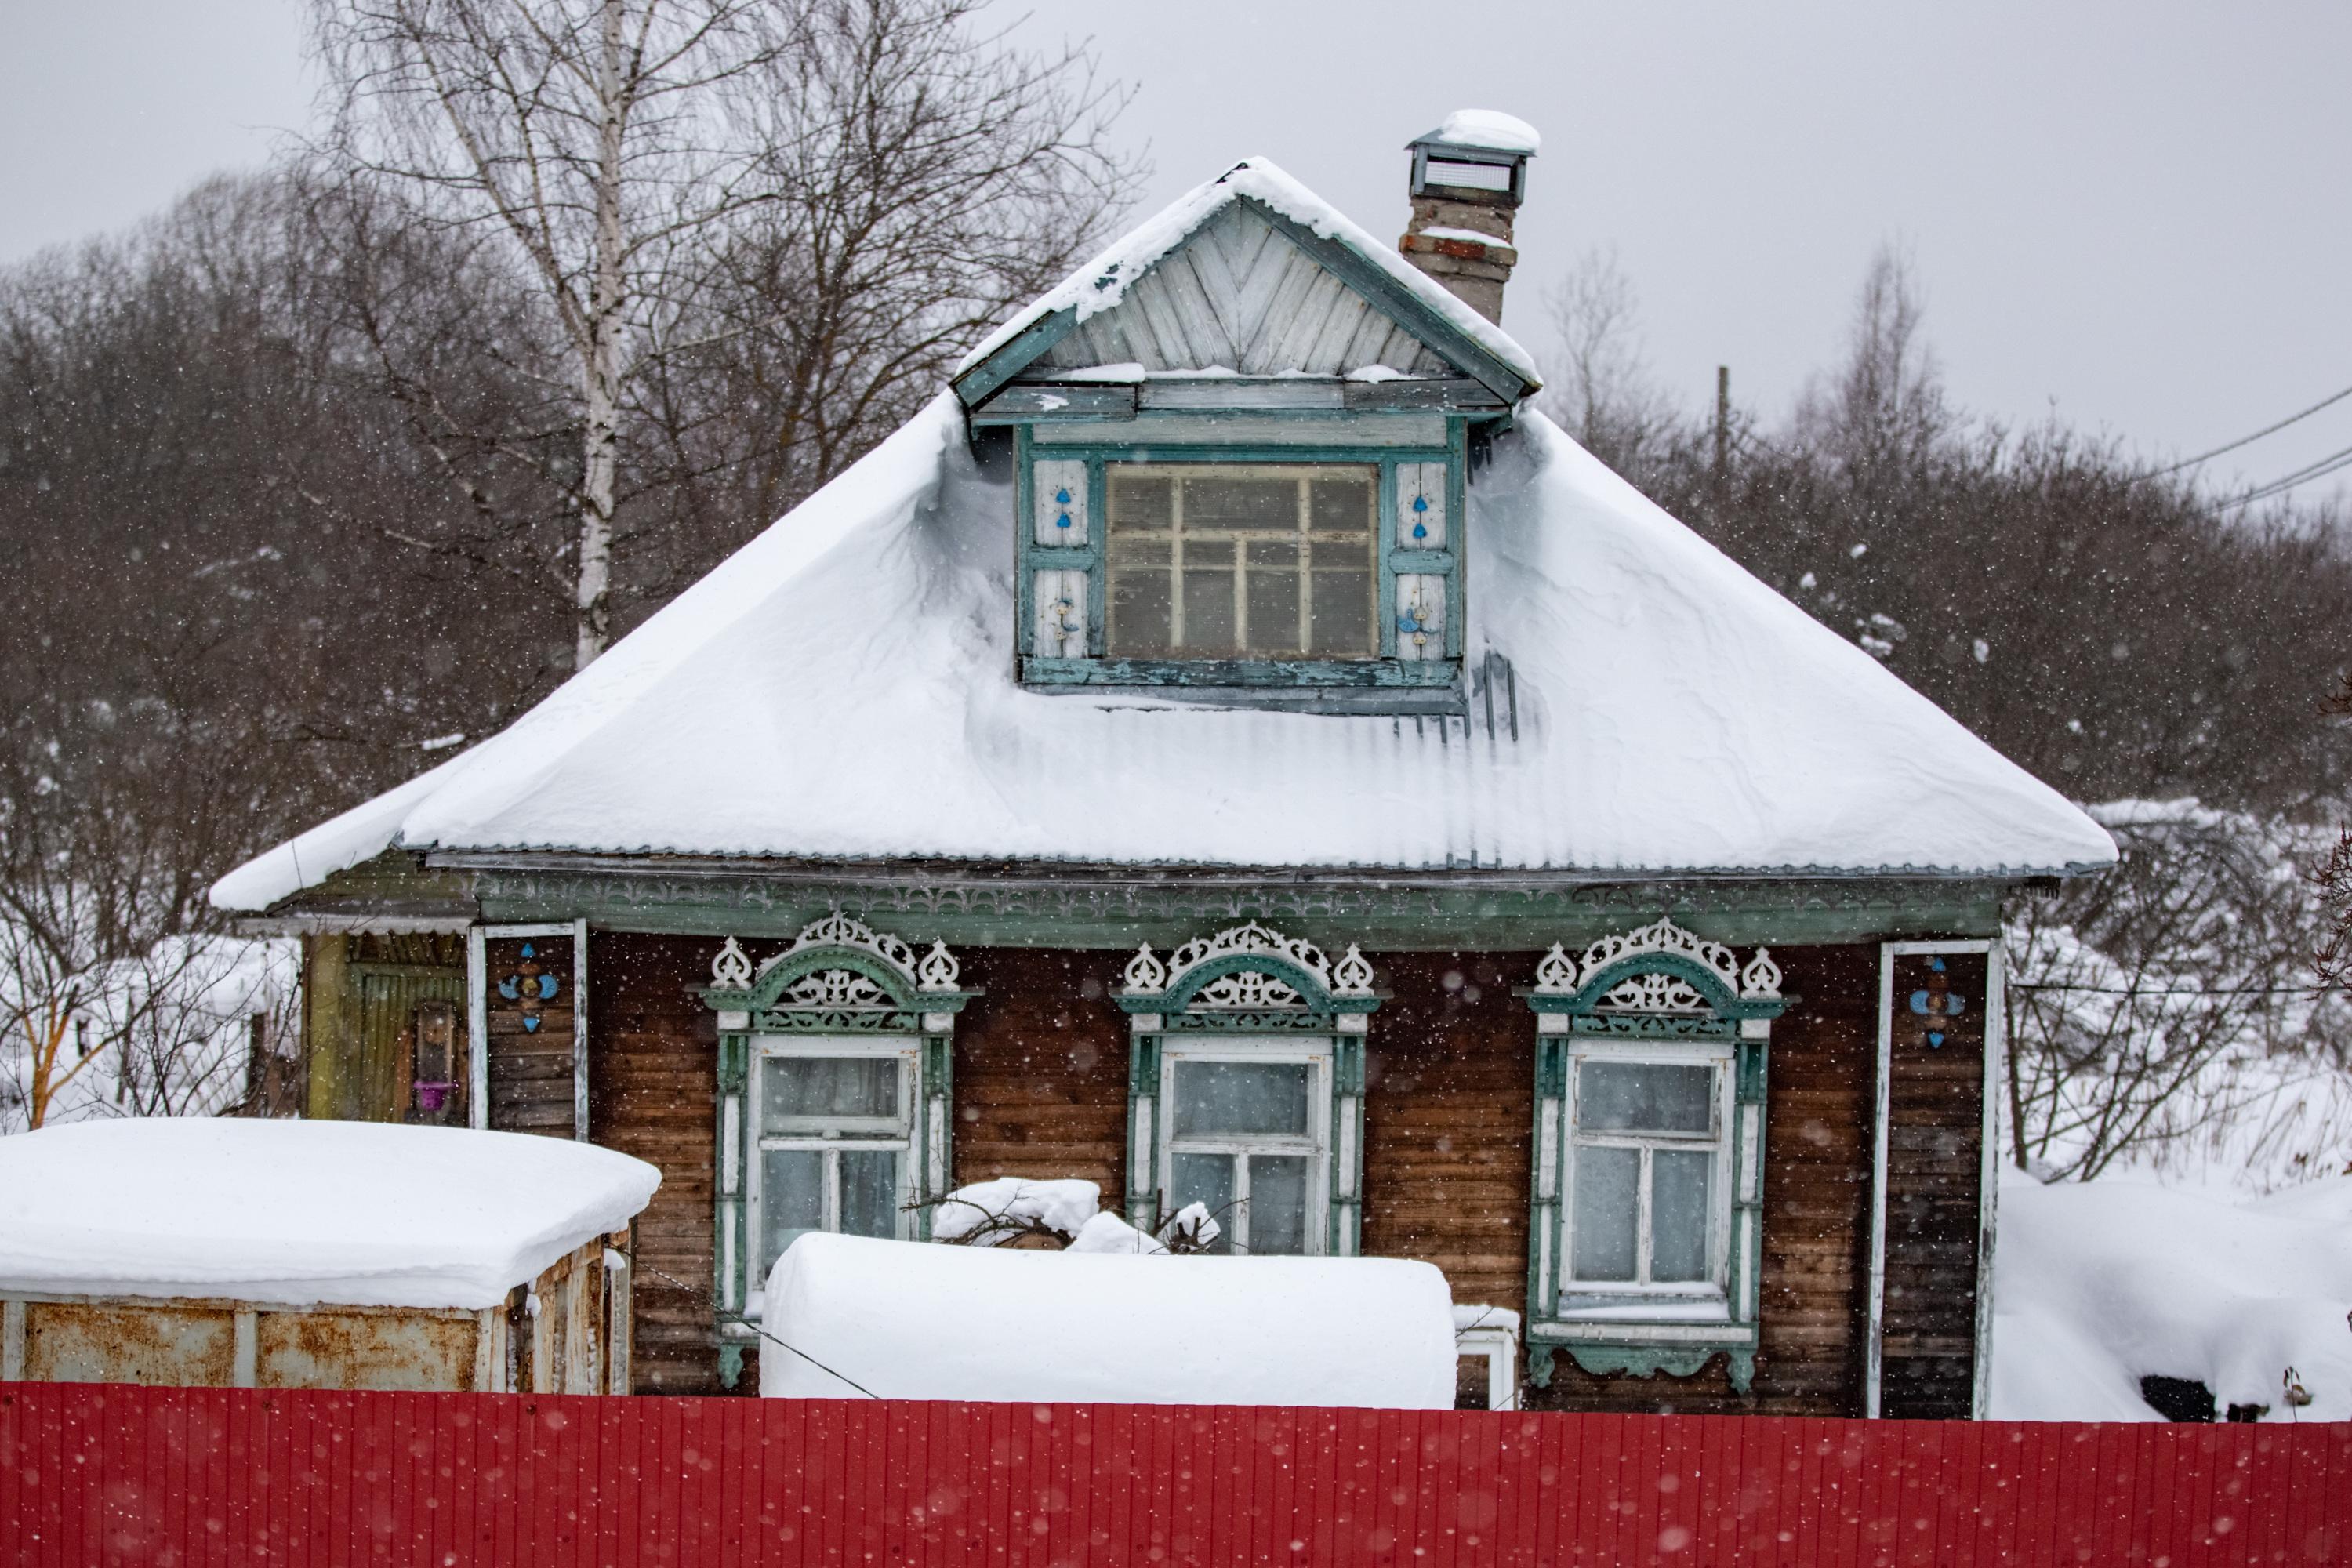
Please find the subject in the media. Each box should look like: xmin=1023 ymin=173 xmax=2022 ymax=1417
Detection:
xmin=839 ymin=1149 xmax=900 ymax=1240
xmin=1579 ymin=1061 xmax=1713 ymax=1134
xmin=1172 ymin=1059 xmax=1311 ymax=1138
xmin=1177 ymin=531 xmax=1236 ymax=655
xmin=764 ymin=1056 xmax=898 ymax=1125
xmin=1308 ymin=476 xmax=1372 ymax=535
xmin=1171 ymin=1152 xmax=1236 ymax=1254
xmin=760 ymin=1149 xmax=825 ymax=1274
xmin=1308 ymin=568 xmax=1373 ymax=656
xmin=1109 ymin=536 xmax=1171 ymax=655
xmin=1652 ymin=1149 xmax=1712 ymax=1282
xmin=1246 ymin=1155 xmax=1309 ymax=1254
xmin=1109 ymin=473 xmax=1172 ymax=528
xmin=1570 ymin=1144 xmax=1639 ymax=1281
xmin=1245 ymin=552 xmax=1300 ymax=654
xmin=1184 ymin=476 xmax=1292 ymax=530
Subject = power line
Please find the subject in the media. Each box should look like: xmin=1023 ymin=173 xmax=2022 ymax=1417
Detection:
xmin=2149 ymin=379 xmax=2352 ymax=477
xmin=2216 ymin=440 xmax=2352 ymax=511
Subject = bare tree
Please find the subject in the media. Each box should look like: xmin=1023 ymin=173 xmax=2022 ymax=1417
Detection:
xmin=312 ymin=0 xmax=1134 ymax=664
xmin=1537 ymin=247 xmax=1681 ymax=477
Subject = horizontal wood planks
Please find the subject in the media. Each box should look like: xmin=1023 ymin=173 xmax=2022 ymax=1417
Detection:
xmin=586 ymin=934 xmax=722 ymax=1395
xmin=1530 ymin=944 xmax=1878 ymax=1416
xmin=1880 ymin=950 xmax=1990 ymax=1419
xmin=5 ymin=1383 xmax=2343 ymax=1566
xmin=950 ymin=949 xmax=1132 ymax=1198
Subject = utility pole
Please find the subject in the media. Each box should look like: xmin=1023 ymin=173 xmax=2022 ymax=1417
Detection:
xmin=1713 ymin=365 xmax=1731 ymax=489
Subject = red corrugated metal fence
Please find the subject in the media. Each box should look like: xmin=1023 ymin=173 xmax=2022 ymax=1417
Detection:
xmin=2 ymin=1385 xmax=2344 ymax=1566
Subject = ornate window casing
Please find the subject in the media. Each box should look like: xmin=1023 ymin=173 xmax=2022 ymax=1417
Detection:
xmin=698 ymin=913 xmax=976 ymax=1387
xmin=1518 ymin=918 xmax=1788 ymax=1394
xmin=1015 ymin=431 xmax=1465 ymax=702
xmin=1116 ymin=922 xmax=1380 ymax=1254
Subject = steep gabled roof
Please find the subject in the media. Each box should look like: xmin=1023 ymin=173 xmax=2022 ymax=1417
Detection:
xmin=952 ymin=157 xmax=1541 ymax=406
xmin=213 ymin=388 xmax=2113 ymax=914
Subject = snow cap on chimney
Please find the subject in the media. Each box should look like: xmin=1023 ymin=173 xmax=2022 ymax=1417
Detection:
xmin=1399 ymin=110 xmax=1539 ymax=325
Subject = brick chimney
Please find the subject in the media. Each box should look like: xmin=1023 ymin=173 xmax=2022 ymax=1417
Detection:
xmin=1398 ymin=110 xmax=1539 ymax=325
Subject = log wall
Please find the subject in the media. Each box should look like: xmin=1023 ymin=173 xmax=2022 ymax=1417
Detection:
xmin=296 ymin=930 xmax=1974 ymax=1410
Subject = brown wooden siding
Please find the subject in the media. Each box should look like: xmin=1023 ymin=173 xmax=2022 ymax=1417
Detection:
xmin=1523 ymin=942 xmax=1879 ymax=1417
xmin=295 ymin=927 xmax=1968 ymax=1410
xmin=1359 ymin=952 xmax=1537 ymax=1324
xmin=1879 ymin=949 xmax=1989 ymax=1419
xmin=586 ymin=933 xmax=722 ymax=1395
xmin=483 ymin=934 xmax=575 ymax=1137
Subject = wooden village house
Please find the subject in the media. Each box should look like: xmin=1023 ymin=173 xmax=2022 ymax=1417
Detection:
xmin=213 ymin=113 xmax=2115 ymax=1417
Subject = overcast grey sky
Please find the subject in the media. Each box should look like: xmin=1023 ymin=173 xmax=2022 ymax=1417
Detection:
xmin=5 ymin=0 xmax=2347 ymax=498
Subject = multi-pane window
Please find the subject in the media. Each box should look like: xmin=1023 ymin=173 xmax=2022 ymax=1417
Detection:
xmin=750 ymin=1040 xmax=914 ymax=1293
xmin=1160 ymin=1047 xmax=1330 ymax=1254
xmin=1105 ymin=464 xmax=1377 ymax=659
xmin=1563 ymin=1051 xmax=1731 ymax=1308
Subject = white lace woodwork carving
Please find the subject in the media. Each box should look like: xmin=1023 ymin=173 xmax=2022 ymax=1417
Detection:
xmin=710 ymin=936 xmax=754 ymax=989
xmin=916 ymin=940 xmax=960 ymax=993
xmin=1396 ymin=573 xmax=1447 ymax=662
xmin=1534 ymin=917 xmax=1784 ymax=1016
xmin=1533 ymin=943 xmax=1577 ymax=993
xmin=1196 ymin=971 xmax=1306 ymax=1009
xmin=710 ymin=913 xmax=964 ymax=1001
xmin=1124 ymin=924 xmax=1376 ymax=1013
xmin=1396 ymin=462 xmax=1448 ymax=551
xmin=1033 ymin=568 xmax=1088 ymax=658
xmin=1033 ymin=459 xmax=1090 ymax=546
xmin=783 ymin=969 xmax=888 ymax=1008
xmin=1123 ymin=944 xmax=1169 ymax=994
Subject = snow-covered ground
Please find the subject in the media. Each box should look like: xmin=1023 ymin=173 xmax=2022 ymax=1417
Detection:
xmin=1991 ymin=1171 xmax=2352 ymax=1423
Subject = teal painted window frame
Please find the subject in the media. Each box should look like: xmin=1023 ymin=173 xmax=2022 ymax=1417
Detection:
xmin=1013 ymin=425 xmax=1468 ymax=693
xmin=1518 ymin=930 xmax=1787 ymax=1396
xmin=699 ymin=924 xmax=975 ymax=1388
xmin=1115 ymin=930 xmax=1379 ymax=1255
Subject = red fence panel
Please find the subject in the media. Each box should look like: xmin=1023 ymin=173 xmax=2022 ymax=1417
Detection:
xmin=2 ymin=1384 xmax=2347 ymax=1566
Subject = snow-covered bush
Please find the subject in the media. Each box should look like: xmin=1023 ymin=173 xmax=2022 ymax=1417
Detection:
xmin=924 ymin=1177 xmax=1222 ymax=1254
xmin=2005 ymin=799 xmax=2352 ymax=1187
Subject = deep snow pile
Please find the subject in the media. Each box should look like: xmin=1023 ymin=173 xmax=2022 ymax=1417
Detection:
xmin=0 ymin=1119 xmax=661 ymax=1309
xmin=760 ymin=1232 xmax=1457 ymax=1406
xmin=1991 ymin=1172 xmax=2352 ymax=1421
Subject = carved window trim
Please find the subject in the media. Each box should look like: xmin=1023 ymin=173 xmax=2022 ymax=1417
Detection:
xmin=1116 ymin=921 xmax=1380 ymax=1255
xmin=699 ymin=914 xmax=976 ymax=1388
xmin=1518 ymin=918 xmax=1788 ymax=1396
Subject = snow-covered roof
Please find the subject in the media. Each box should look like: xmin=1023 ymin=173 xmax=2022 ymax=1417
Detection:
xmin=759 ymin=1232 xmax=1457 ymax=1407
xmin=0 ymin=1120 xmax=660 ymax=1310
xmin=212 ymin=388 xmax=2112 ymax=913
xmin=953 ymin=156 xmax=1541 ymax=395
xmin=1414 ymin=109 xmax=1542 ymax=155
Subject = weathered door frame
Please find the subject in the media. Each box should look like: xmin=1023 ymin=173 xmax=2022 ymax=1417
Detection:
xmin=466 ymin=919 xmax=591 ymax=1140
xmin=1867 ymin=938 xmax=2006 ymax=1420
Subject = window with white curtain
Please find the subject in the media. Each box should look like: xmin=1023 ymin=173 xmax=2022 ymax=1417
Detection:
xmin=750 ymin=1038 xmax=916 ymax=1295
xmin=1560 ymin=1044 xmax=1734 ymax=1314
xmin=1159 ymin=1043 xmax=1332 ymax=1254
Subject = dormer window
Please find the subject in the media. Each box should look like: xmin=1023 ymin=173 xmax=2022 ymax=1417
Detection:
xmin=1105 ymin=464 xmax=1377 ymax=660
xmin=1016 ymin=435 xmax=1465 ymax=709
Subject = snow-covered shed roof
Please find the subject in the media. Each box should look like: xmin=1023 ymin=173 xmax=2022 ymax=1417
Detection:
xmin=0 ymin=1120 xmax=659 ymax=1310
xmin=759 ymin=1232 xmax=1458 ymax=1407
xmin=212 ymin=161 xmax=2112 ymax=915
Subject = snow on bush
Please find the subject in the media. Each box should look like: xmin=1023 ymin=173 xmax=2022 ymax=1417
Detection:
xmin=1991 ymin=1173 xmax=2352 ymax=1422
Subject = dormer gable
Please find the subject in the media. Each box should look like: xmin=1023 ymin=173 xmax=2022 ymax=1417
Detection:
xmin=954 ymin=154 xmax=1542 ymax=715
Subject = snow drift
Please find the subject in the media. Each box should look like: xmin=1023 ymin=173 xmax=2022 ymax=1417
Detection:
xmin=1991 ymin=1172 xmax=2352 ymax=1422
xmin=759 ymin=1232 xmax=1457 ymax=1407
